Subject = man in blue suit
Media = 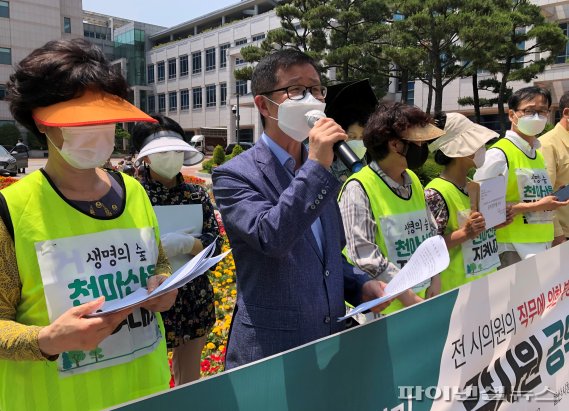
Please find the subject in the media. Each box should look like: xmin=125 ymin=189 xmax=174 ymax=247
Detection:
xmin=213 ymin=49 xmax=389 ymax=369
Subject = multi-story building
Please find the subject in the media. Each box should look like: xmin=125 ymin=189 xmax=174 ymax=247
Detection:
xmin=145 ymin=0 xmax=282 ymax=145
xmin=0 ymin=0 xmax=83 ymax=128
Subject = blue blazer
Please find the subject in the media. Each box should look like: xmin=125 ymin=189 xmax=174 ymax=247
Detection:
xmin=212 ymin=139 xmax=368 ymax=369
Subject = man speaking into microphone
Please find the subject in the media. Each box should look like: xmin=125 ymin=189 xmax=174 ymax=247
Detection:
xmin=212 ymin=49 xmax=389 ymax=368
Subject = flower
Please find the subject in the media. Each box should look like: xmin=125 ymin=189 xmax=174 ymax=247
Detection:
xmin=206 ymin=342 xmax=216 ymax=350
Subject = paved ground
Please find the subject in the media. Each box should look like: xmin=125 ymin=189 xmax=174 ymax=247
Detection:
xmin=23 ymin=157 xmax=212 ymax=183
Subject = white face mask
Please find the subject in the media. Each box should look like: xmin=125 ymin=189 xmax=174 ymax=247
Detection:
xmin=49 ymin=124 xmax=116 ymax=169
xmin=514 ymin=112 xmax=548 ymax=136
xmin=472 ymin=146 xmax=486 ymax=169
xmin=149 ymin=151 xmax=184 ymax=179
xmin=346 ymin=139 xmax=367 ymax=160
xmin=267 ymin=93 xmax=326 ymax=142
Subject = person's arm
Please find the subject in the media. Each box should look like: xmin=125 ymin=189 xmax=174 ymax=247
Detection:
xmin=338 ymin=180 xmax=399 ymax=283
xmin=195 ymin=185 xmax=223 ymax=256
xmin=539 ymin=143 xmax=566 ymax=245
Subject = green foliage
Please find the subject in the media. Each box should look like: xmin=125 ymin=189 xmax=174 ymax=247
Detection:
xmin=212 ymin=145 xmax=226 ymax=165
xmin=67 ymin=350 xmax=86 ymax=367
xmin=115 ymin=125 xmax=131 ymax=140
xmin=414 ymin=158 xmax=443 ymax=187
xmin=201 ymin=159 xmax=216 ymax=174
xmin=0 ymin=123 xmax=21 ymax=147
xmin=26 ymin=131 xmax=44 ymax=150
xmin=234 ymin=66 xmax=254 ymax=82
xmin=89 ymin=347 xmax=104 ymax=362
xmin=231 ymin=144 xmax=244 ymax=157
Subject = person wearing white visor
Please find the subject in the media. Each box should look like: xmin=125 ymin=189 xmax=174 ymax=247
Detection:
xmin=133 ymin=115 xmax=220 ymax=385
xmin=425 ymin=113 xmax=513 ymax=293
xmin=474 ymin=86 xmax=569 ymax=268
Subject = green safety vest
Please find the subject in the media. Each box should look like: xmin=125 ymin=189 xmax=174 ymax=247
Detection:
xmin=0 ymin=170 xmax=170 ymax=411
xmin=425 ymin=177 xmax=499 ymax=293
xmin=492 ymin=138 xmax=554 ymax=243
xmin=340 ymin=166 xmax=432 ymax=314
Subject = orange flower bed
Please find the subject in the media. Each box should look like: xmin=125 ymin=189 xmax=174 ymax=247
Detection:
xmin=0 ymin=176 xmax=19 ymax=190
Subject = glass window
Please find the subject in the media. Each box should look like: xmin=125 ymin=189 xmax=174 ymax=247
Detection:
xmin=147 ymin=64 xmax=155 ymax=84
xmin=148 ymin=95 xmax=156 ymax=113
xmin=157 ymin=61 xmax=165 ymax=82
xmin=220 ymin=82 xmax=227 ymax=106
xmin=158 ymin=93 xmax=166 ymax=112
xmin=236 ymin=80 xmax=247 ymax=96
xmin=557 ymin=23 xmax=569 ymax=64
xmin=0 ymin=1 xmax=9 ymax=19
xmin=252 ymin=33 xmax=265 ymax=42
xmin=206 ymin=84 xmax=216 ymax=107
xmin=180 ymin=89 xmax=190 ymax=110
xmin=407 ymin=81 xmax=415 ymax=106
xmin=192 ymin=51 xmax=202 ymax=74
xmin=235 ymin=57 xmax=245 ymax=66
xmin=0 ymin=47 xmax=10 ymax=65
xmin=0 ymin=84 xmax=5 ymax=100
xmin=180 ymin=55 xmax=189 ymax=77
xmin=168 ymin=58 xmax=176 ymax=79
xmin=205 ymin=48 xmax=216 ymax=71
xmin=169 ymin=91 xmax=177 ymax=111
xmin=219 ymin=44 xmax=230 ymax=68
xmin=193 ymin=87 xmax=202 ymax=109
xmin=235 ymin=38 xmax=247 ymax=46
xmin=63 ymin=17 xmax=71 ymax=33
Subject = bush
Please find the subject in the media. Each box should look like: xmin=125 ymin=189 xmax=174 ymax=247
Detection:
xmin=212 ymin=145 xmax=226 ymax=165
xmin=414 ymin=157 xmax=443 ymax=187
xmin=231 ymin=144 xmax=244 ymax=157
xmin=201 ymin=159 xmax=215 ymax=174
xmin=0 ymin=124 xmax=21 ymax=148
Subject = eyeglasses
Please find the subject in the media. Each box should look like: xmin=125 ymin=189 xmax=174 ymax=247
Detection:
xmin=516 ymin=108 xmax=550 ymax=117
xmin=261 ymin=85 xmax=327 ymax=101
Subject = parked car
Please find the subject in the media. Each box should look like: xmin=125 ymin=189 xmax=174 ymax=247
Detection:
xmin=225 ymin=142 xmax=254 ymax=155
xmin=9 ymin=144 xmax=29 ymax=173
xmin=0 ymin=146 xmax=18 ymax=176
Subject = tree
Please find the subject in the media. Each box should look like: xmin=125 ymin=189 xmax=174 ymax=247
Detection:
xmin=89 ymin=347 xmax=104 ymax=363
xmin=458 ymin=78 xmax=513 ymax=124
xmin=61 ymin=352 xmax=73 ymax=370
xmin=474 ymin=0 xmax=567 ymax=135
xmin=67 ymin=350 xmax=86 ymax=367
xmin=212 ymin=145 xmax=226 ymax=166
xmin=388 ymin=0 xmax=511 ymax=114
xmin=0 ymin=123 xmax=21 ymax=148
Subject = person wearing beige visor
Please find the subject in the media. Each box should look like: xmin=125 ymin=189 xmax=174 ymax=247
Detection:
xmin=425 ymin=113 xmax=514 ymax=293
xmin=338 ymin=102 xmax=445 ymax=314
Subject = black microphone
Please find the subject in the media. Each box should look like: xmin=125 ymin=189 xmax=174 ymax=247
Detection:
xmin=305 ymin=110 xmax=363 ymax=173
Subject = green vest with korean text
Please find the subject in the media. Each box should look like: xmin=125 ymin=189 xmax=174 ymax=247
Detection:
xmin=425 ymin=177 xmax=499 ymax=293
xmin=0 ymin=170 xmax=170 ymax=411
xmin=492 ymin=138 xmax=554 ymax=243
xmin=340 ymin=166 xmax=432 ymax=314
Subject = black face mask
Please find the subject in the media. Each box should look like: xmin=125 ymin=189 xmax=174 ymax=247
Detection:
xmin=401 ymin=141 xmax=429 ymax=169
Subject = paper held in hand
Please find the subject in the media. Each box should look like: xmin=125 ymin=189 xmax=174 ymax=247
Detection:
xmin=466 ymin=174 xmax=507 ymax=229
xmin=87 ymin=239 xmax=230 ymax=317
xmin=338 ymin=235 xmax=450 ymax=321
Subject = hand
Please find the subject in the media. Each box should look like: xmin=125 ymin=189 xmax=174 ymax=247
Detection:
xmin=426 ymin=275 xmax=441 ymax=299
xmin=160 ymin=232 xmax=196 ymax=259
xmin=496 ymin=204 xmax=514 ymax=229
xmin=38 ymin=297 xmax=132 ymax=357
xmin=139 ymin=275 xmax=178 ymax=312
xmin=553 ymin=235 xmax=567 ymax=247
xmin=361 ymin=280 xmax=392 ymax=313
xmin=307 ymin=117 xmax=347 ymax=169
xmin=531 ymin=195 xmax=569 ymax=212
xmin=462 ymin=211 xmax=486 ymax=239
xmin=397 ymin=289 xmax=423 ymax=306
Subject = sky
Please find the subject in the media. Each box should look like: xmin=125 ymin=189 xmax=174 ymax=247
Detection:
xmin=82 ymin=0 xmax=239 ymax=28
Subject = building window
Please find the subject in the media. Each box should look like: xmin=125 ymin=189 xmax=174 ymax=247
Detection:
xmin=235 ymin=38 xmax=247 ymax=46
xmin=220 ymin=82 xmax=227 ymax=106
xmin=63 ymin=17 xmax=71 ymax=33
xmin=180 ymin=89 xmax=190 ymax=110
xmin=180 ymin=55 xmax=189 ymax=77
xmin=252 ymin=33 xmax=265 ymax=42
xmin=0 ymin=47 xmax=11 ymax=65
xmin=169 ymin=91 xmax=177 ymax=111
xmin=206 ymin=84 xmax=216 ymax=107
xmin=407 ymin=81 xmax=415 ymax=106
xmin=192 ymin=51 xmax=202 ymax=74
xmin=557 ymin=23 xmax=569 ymax=64
xmin=158 ymin=93 xmax=166 ymax=112
xmin=157 ymin=61 xmax=165 ymax=82
xmin=192 ymin=87 xmax=202 ymax=109
xmin=148 ymin=95 xmax=155 ymax=113
xmin=147 ymin=64 xmax=155 ymax=84
xmin=235 ymin=57 xmax=245 ymax=66
xmin=236 ymin=80 xmax=247 ymax=96
xmin=168 ymin=58 xmax=176 ymax=79
xmin=205 ymin=47 xmax=216 ymax=71
xmin=0 ymin=1 xmax=9 ymax=19
xmin=0 ymin=84 xmax=5 ymax=100
xmin=219 ymin=44 xmax=230 ymax=68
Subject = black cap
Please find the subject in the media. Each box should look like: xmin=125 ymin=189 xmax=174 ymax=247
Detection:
xmin=325 ymin=79 xmax=378 ymax=130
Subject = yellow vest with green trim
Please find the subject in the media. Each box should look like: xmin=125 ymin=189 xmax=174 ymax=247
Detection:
xmin=0 ymin=170 xmax=170 ymax=411
xmin=492 ymin=138 xmax=554 ymax=243
xmin=340 ymin=166 xmax=431 ymax=314
xmin=425 ymin=178 xmax=499 ymax=293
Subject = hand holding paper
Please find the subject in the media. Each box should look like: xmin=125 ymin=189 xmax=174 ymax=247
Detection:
xmin=339 ymin=235 xmax=449 ymax=321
